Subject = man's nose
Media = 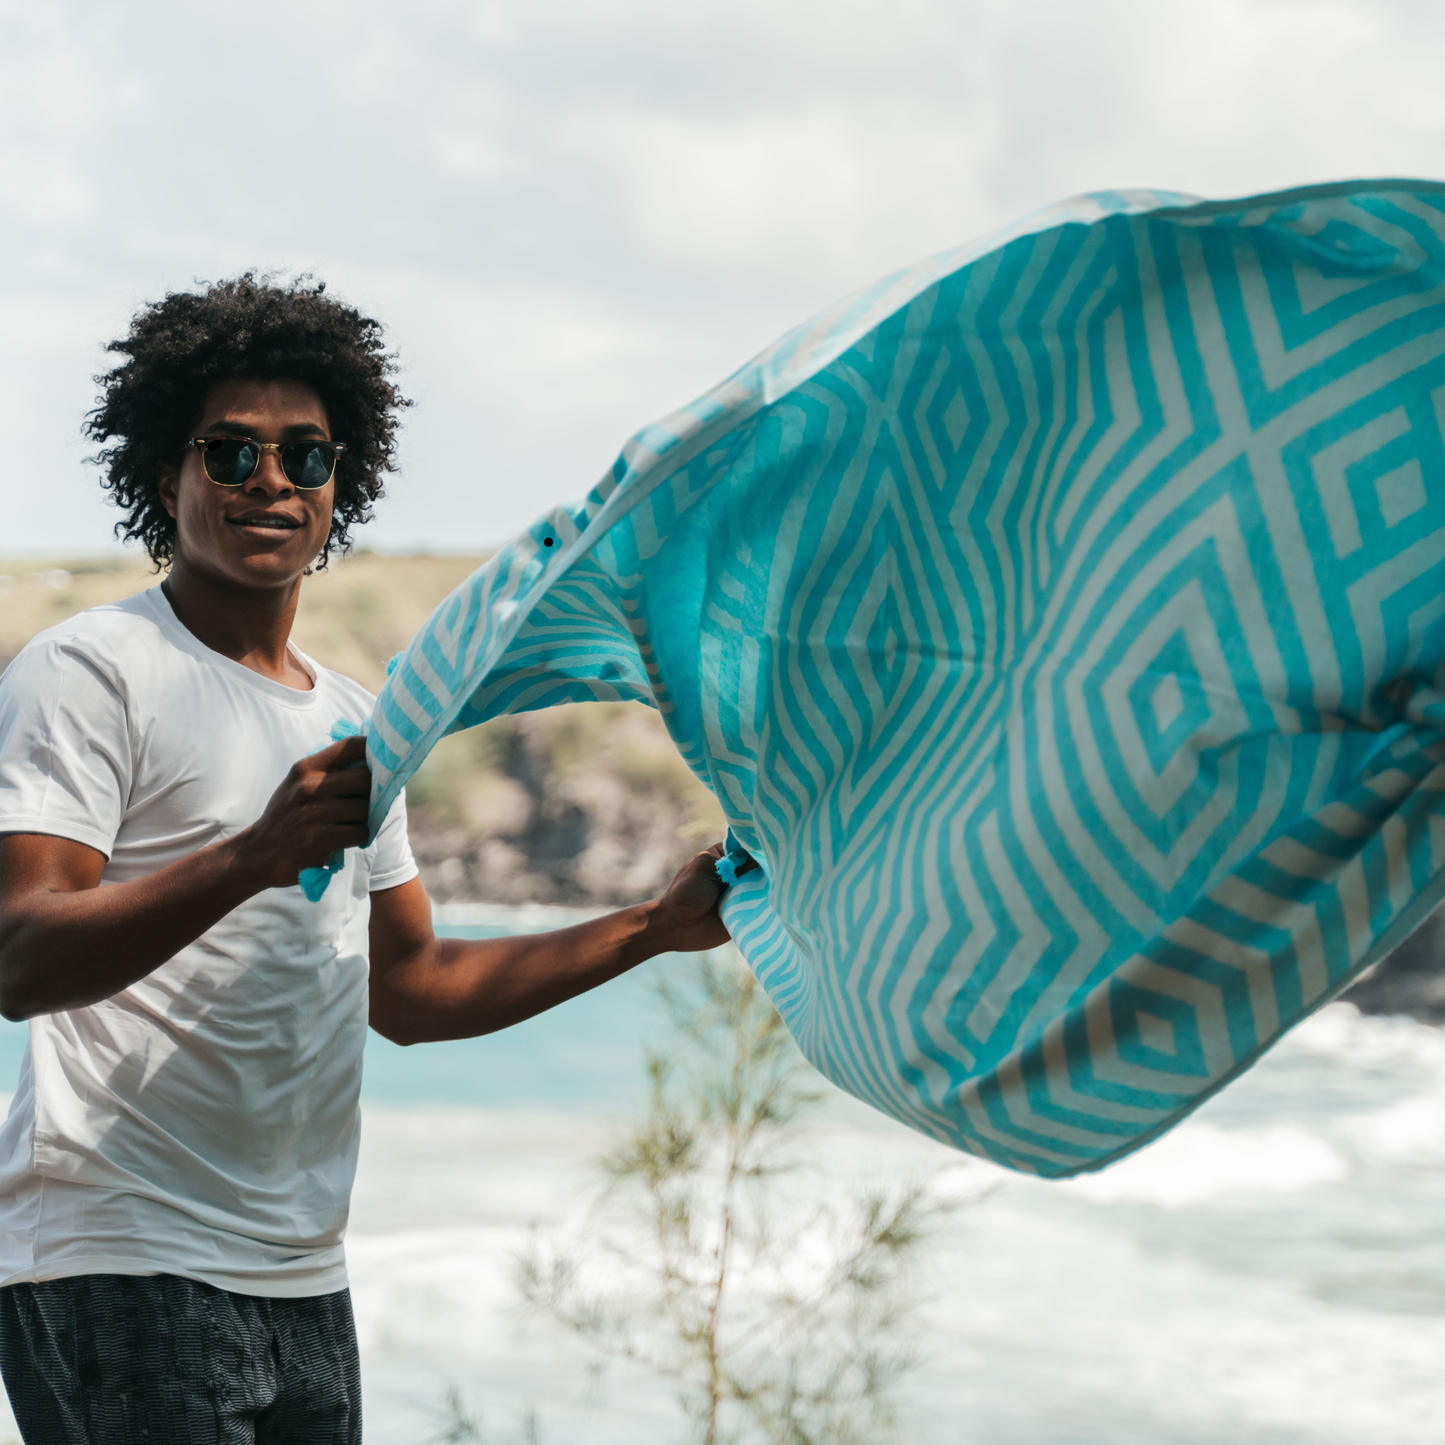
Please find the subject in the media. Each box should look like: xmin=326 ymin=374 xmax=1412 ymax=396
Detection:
xmin=246 ymin=450 xmax=294 ymax=494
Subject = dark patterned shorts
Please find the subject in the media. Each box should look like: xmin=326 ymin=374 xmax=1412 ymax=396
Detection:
xmin=0 ymin=1273 xmax=361 ymax=1444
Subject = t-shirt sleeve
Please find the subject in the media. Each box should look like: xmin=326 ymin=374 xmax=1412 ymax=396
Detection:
xmin=0 ymin=640 xmax=132 ymax=858
xmin=367 ymin=787 xmax=419 ymax=892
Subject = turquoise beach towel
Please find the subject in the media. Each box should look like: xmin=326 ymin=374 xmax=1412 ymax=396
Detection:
xmin=365 ymin=180 xmax=1445 ymax=1177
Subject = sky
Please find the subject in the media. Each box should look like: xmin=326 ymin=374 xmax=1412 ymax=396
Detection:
xmin=3 ymin=0 xmax=1444 ymax=557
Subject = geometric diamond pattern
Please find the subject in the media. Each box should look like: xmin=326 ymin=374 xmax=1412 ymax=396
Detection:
xmin=1129 ymin=631 xmax=1211 ymax=776
xmin=367 ymin=179 xmax=1445 ymax=1177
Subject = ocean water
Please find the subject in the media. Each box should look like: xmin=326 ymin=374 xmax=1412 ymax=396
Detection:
xmin=1 ymin=905 xmax=1442 ymax=1443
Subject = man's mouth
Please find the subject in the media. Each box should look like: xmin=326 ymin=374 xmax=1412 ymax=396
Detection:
xmin=228 ymin=514 xmax=302 ymax=531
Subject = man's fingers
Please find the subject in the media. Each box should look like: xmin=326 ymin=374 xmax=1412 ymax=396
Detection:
xmin=313 ymin=767 xmax=372 ymax=799
xmin=312 ymin=797 xmax=370 ymax=825
xmin=695 ymin=840 xmax=756 ymax=879
xmin=296 ymin=825 xmax=368 ymax=872
xmin=308 ymin=734 xmax=368 ymax=769
xmin=331 ymin=734 xmax=368 ymax=766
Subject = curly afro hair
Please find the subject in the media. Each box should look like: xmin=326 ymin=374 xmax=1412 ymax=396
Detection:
xmin=87 ymin=273 xmax=411 ymax=568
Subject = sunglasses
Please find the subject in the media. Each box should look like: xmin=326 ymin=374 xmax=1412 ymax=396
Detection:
xmin=186 ymin=436 xmax=348 ymax=490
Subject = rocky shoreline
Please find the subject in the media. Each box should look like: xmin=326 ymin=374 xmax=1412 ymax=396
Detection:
xmin=404 ymin=702 xmax=725 ymax=910
xmin=1343 ymin=908 xmax=1445 ymax=1025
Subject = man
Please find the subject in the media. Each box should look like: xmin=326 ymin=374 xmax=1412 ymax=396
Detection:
xmin=0 ymin=276 xmax=731 ymax=1442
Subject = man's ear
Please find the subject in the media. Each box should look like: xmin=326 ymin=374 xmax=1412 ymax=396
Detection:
xmin=158 ymin=467 xmax=179 ymax=519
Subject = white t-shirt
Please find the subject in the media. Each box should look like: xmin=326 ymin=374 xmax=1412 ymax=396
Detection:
xmin=0 ymin=586 xmax=416 ymax=1297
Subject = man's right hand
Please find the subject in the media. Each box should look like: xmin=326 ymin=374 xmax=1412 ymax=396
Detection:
xmin=233 ymin=735 xmax=372 ymax=891
xmin=0 ymin=736 xmax=374 ymax=1020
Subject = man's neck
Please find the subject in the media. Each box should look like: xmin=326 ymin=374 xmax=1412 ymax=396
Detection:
xmin=162 ymin=558 xmax=313 ymax=691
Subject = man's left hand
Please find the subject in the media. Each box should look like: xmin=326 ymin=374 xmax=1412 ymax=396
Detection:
xmin=650 ymin=842 xmax=746 ymax=954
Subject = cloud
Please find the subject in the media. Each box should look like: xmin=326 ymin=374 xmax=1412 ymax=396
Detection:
xmin=1 ymin=0 xmax=1442 ymax=554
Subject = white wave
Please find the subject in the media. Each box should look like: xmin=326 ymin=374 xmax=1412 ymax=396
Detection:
xmin=1341 ymin=1093 xmax=1445 ymax=1169
xmin=342 ymin=1094 xmax=1445 ymax=1445
xmin=1283 ymin=1001 xmax=1445 ymax=1070
xmin=1061 ymin=1121 xmax=1349 ymax=1206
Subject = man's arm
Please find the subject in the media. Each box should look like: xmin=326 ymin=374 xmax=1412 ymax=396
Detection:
xmin=0 ymin=735 xmax=372 ymax=1021
xmin=368 ymin=844 xmax=734 ymax=1045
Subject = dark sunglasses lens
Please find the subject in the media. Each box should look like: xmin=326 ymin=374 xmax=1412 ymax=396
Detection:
xmin=281 ymin=443 xmax=336 ymax=489
xmin=202 ymin=439 xmax=259 ymax=485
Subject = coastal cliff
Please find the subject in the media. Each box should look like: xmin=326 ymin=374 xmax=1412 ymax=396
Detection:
xmin=402 ymin=704 xmax=724 ymax=907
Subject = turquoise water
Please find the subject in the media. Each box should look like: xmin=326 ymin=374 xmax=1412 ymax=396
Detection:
xmin=362 ymin=924 xmax=677 ymax=1109
xmin=0 ymin=921 xmax=679 ymax=1110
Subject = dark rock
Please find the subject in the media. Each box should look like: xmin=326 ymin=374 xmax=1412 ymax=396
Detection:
xmin=1343 ymin=907 xmax=1445 ymax=1025
xmin=521 ymin=798 xmax=590 ymax=863
xmin=404 ymin=705 xmax=719 ymax=909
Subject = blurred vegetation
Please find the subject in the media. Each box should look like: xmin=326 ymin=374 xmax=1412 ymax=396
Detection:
xmin=0 ymin=551 xmax=480 ymax=688
xmin=520 ymin=950 xmax=966 ymax=1445
xmin=0 ymin=551 xmax=724 ymax=905
xmin=425 ymin=1386 xmax=541 ymax=1444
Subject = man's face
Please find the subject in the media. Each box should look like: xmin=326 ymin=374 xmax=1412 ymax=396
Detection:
xmin=159 ymin=377 xmax=336 ymax=592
